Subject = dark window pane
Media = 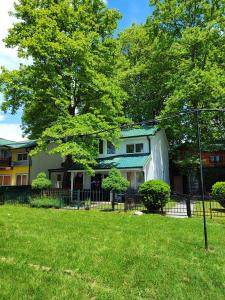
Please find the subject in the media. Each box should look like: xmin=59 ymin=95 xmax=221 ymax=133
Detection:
xmin=22 ymin=175 xmax=28 ymax=185
xmin=16 ymin=175 xmax=22 ymax=186
xmin=135 ymin=144 xmax=144 ymax=153
xmin=126 ymin=144 xmax=134 ymax=153
xmin=99 ymin=140 xmax=104 ymax=154
xmin=107 ymin=142 xmax=115 ymax=154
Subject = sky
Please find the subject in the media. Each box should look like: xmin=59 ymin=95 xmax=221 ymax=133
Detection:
xmin=0 ymin=0 xmax=153 ymax=141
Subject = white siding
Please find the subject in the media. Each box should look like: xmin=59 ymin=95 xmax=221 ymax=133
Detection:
xmin=144 ymin=130 xmax=170 ymax=184
xmin=99 ymin=136 xmax=150 ymax=158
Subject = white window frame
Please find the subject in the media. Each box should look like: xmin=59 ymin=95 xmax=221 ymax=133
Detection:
xmin=126 ymin=143 xmax=144 ymax=154
xmin=0 ymin=175 xmax=12 ymax=186
xmin=17 ymin=153 xmax=28 ymax=161
xmin=16 ymin=174 xmax=28 ymax=186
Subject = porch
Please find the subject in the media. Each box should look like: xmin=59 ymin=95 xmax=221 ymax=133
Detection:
xmin=69 ymin=170 xmax=145 ymax=192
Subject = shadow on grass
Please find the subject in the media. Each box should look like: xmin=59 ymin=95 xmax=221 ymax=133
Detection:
xmin=211 ymin=208 xmax=225 ymax=213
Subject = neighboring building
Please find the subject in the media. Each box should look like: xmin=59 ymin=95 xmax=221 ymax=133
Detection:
xmin=171 ymin=143 xmax=225 ymax=194
xmin=30 ymin=144 xmax=65 ymax=188
xmin=69 ymin=126 xmax=170 ymax=191
xmin=0 ymin=138 xmax=64 ymax=187
xmin=0 ymin=138 xmax=36 ymax=186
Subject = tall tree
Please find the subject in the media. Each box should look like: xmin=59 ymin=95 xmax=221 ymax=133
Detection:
xmin=120 ymin=0 xmax=225 ymax=148
xmin=0 ymin=0 xmax=127 ymax=172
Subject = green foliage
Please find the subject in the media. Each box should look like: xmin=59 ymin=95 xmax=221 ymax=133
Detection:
xmin=120 ymin=0 xmax=225 ymax=149
xmin=31 ymin=172 xmax=52 ymax=190
xmin=139 ymin=179 xmax=170 ymax=212
xmin=212 ymin=182 xmax=225 ymax=208
xmin=30 ymin=197 xmax=61 ymax=208
xmin=0 ymin=0 xmax=128 ymax=173
xmin=102 ymin=168 xmax=129 ymax=192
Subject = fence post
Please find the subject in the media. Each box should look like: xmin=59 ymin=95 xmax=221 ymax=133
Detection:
xmin=186 ymin=196 xmax=192 ymax=218
xmin=111 ymin=191 xmax=115 ymax=211
xmin=77 ymin=190 xmax=81 ymax=210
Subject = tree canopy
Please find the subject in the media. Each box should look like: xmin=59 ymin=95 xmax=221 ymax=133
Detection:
xmin=120 ymin=0 xmax=225 ymax=148
xmin=0 ymin=0 xmax=127 ymax=173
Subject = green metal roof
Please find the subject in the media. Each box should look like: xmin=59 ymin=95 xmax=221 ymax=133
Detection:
xmin=121 ymin=126 xmax=158 ymax=138
xmin=70 ymin=154 xmax=150 ymax=171
xmin=0 ymin=138 xmax=15 ymax=147
xmin=0 ymin=138 xmax=36 ymax=149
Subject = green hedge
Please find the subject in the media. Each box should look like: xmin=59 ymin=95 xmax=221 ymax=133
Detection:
xmin=139 ymin=180 xmax=170 ymax=212
xmin=30 ymin=197 xmax=62 ymax=209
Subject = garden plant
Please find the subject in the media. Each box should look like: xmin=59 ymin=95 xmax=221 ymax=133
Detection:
xmin=139 ymin=179 xmax=170 ymax=212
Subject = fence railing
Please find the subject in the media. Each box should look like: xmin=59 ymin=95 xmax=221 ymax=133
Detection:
xmin=1 ymin=187 xmax=225 ymax=218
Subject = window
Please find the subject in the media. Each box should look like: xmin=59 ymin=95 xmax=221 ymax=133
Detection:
xmin=126 ymin=143 xmax=144 ymax=154
xmin=57 ymin=174 xmax=62 ymax=182
xmin=135 ymin=144 xmax=144 ymax=153
xmin=126 ymin=144 xmax=134 ymax=153
xmin=127 ymin=172 xmax=134 ymax=187
xmin=107 ymin=141 xmax=115 ymax=154
xmin=99 ymin=140 xmax=104 ymax=154
xmin=136 ymin=172 xmax=145 ymax=187
xmin=16 ymin=174 xmax=28 ymax=186
xmin=209 ymin=155 xmax=223 ymax=163
xmin=17 ymin=153 xmax=28 ymax=161
xmin=0 ymin=175 xmax=11 ymax=186
xmin=0 ymin=150 xmax=10 ymax=160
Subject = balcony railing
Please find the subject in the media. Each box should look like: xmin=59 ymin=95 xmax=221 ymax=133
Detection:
xmin=0 ymin=158 xmax=12 ymax=167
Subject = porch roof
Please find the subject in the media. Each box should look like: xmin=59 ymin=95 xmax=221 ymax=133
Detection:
xmin=69 ymin=154 xmax=150 ymax=171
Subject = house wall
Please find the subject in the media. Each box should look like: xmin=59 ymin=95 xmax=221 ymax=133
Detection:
xmin=145 ymin=130 xmax=170 ymax=183
xmin=0 ymin=166 xmax=30 ymax=186
xmin=99 ymin=136 xmax=150 ymax=157
xmin=31 ymin=147 xmax=63 ymax=187
xmin=0 ymin=148 xmax=30 ymax=186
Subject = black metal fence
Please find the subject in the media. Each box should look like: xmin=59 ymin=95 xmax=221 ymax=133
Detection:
xmin=1 ymin=187 xmax=225 ymax=218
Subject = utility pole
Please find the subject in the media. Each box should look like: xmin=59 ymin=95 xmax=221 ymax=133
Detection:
xmin=196 ymin=109 xmax=208 ymax=250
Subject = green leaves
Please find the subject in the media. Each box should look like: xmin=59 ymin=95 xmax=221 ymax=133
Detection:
xmin=102 ymin=168 xmax=129 ymax=192
xmin=0 ymin=0 xmax=127 ymax=172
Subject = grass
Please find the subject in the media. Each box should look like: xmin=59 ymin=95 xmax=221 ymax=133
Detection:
xmin=1 ymin=205 xmax=225 ymax=299
xmin=30 ymin=196 xmax=62 ymax=208
xmin=194 ymin=200 xmax=225 ymax=218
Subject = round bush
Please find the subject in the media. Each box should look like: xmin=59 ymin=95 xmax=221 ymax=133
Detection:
xmin=211 ymin=182 xmax=225 ymax=208
xmin=32 ymin=172 xmax=52 ymax=190
xmin=139 ymin=180 xmax=170 ymax=212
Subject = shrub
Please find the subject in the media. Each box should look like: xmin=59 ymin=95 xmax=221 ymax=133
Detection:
xmin=102 ymin=168 xmax=129 ymax=192
xmin=211 ymin=182 xmax=225 ymax=208
xmin=30 ymin=197 xmax=61 ymax=208
xmin=139 ymin=180 xmax=170 ymax=212
xmin=32 ymin=172 xmax=52 ymax=190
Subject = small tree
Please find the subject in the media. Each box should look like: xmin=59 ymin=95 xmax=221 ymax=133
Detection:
xmin=32 ymin=172 xmax=52 ymax=190
xmin=102 ymin=168 xmax=129 ymax=210
xmin=139 ymin=180 xmax=170 ymax=213
xmin=102 ymin=168 xmax=129 ymax=192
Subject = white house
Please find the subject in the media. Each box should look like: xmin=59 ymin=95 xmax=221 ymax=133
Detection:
xmin=68 ymin=126 xmax=170 ymax=191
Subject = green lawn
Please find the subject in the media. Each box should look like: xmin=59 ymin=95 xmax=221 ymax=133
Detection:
xmin=193 ymin=200 xmax=225 ymax=218
xmin=0 ymin=205 xmax=225 ymax=300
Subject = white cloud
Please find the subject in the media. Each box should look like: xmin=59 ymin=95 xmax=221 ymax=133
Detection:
xmin=0 ymin=0 xmax=20 ymax=68
xmin=0 ymin=114 xmax=5 ymax=121
xmin=0 ymin=123 xmax=26 ymax=141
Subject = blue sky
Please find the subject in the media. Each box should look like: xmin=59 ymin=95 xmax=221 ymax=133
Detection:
xmin=0 ymin=0 xmax=153 ymax=140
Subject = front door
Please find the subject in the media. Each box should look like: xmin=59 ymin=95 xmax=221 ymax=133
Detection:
xmin=91 ymin=174 xmax=102 ymax=190
xmin=74 ymin=173 xmax=83 ymax=190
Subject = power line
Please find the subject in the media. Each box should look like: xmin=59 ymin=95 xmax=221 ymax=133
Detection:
xmin=43 ymin=108 xmax=225 ymax=142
